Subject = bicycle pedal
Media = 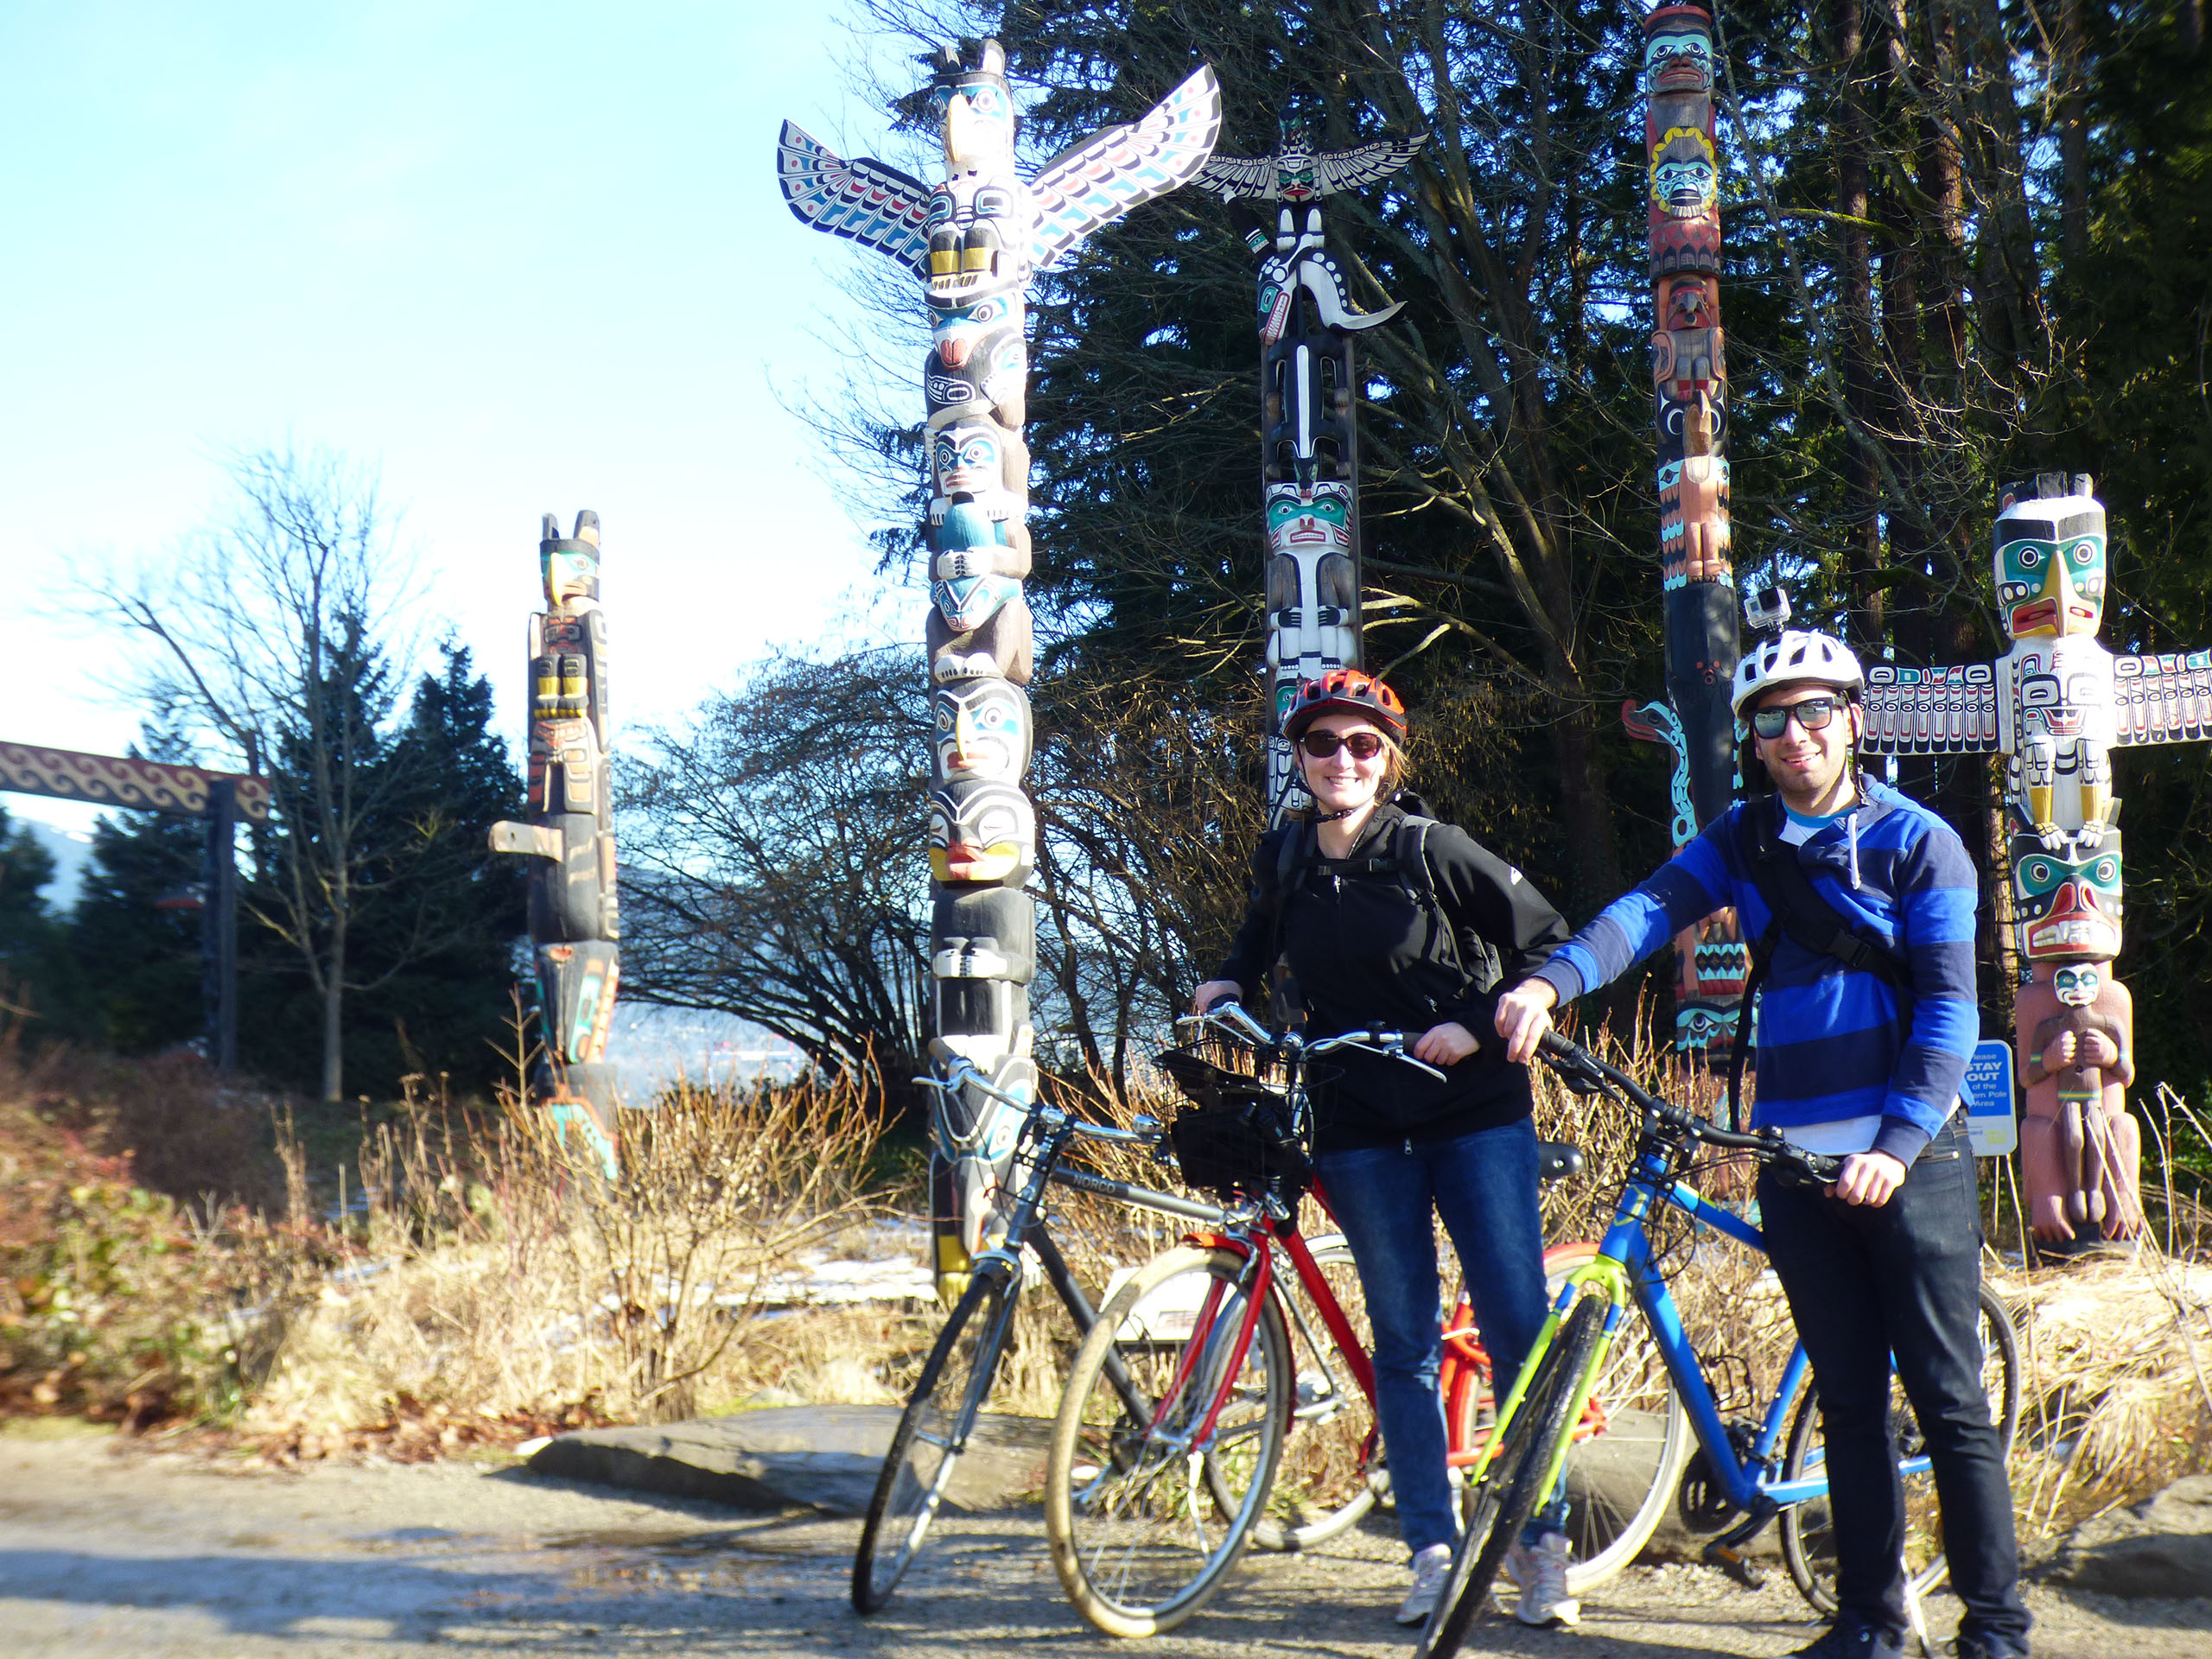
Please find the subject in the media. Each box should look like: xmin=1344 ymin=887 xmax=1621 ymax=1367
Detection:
xmin=1700 ymin=1541 xmax=1765 ymax=1590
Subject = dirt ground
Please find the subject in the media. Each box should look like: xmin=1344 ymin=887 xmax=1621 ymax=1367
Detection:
xmin=4 ymin=1425 xmax=2209 ymax=1658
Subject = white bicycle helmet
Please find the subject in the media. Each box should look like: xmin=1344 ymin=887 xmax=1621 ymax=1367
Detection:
xmin=1731 ymin=628 xmax=1866 ymax=715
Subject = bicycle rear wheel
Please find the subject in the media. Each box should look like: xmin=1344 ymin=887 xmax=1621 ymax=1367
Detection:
xmin=1419 ymin=1294 xmax=1605 ymax=1659
xmin=1046 ymin=1243 xmax=1291 ymax=1637
xmin=1446 ymin=1243 xmax=1691 ymax=1592
xmin=1777 ymin=1281 xmax=2022 ymax=1613
xmin=851 ymin=1260 xmax=1023 ymax=1613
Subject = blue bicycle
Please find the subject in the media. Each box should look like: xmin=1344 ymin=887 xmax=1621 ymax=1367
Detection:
xmin=1418 ymin=1033 xmax=2020 ymax=1658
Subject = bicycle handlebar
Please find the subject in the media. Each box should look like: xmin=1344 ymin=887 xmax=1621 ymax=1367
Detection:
xmin=1535 ymin=1031 xmax=1842 ymax=1188
xmin=918 ymin=1045 xmax=1161 ymax=1150
xmin=1180 ymin=1000 xmax=1449 ymax=1082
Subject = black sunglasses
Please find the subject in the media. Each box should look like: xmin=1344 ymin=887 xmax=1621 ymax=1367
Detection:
xmin=1750 ymin=696 xmax=1842 ymax=740
xmin=1298 ymin=730 xmax=1386 ymax=760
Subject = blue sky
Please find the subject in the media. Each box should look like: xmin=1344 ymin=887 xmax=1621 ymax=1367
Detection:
xmin=3 ymin=2 xmax=931 ymax=834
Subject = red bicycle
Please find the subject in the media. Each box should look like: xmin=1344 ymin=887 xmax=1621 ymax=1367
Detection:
xmin=1044 ymin=1004 xmax=1687 ymax=1637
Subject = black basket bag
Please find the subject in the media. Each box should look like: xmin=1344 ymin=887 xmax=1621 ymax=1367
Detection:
xmin=1154 ymin=1047 xmax=1314 ymax=1204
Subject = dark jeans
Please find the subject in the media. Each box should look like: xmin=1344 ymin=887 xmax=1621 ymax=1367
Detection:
xmin=1758 ymin=1116 xmax=2031 ymax=1650
xmin=1313 ymin=1116 xmax=1551 ymax=1558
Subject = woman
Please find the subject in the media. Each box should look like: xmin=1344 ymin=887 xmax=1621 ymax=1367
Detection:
xmin=1192 ymin=669 xmax=1578 ymax=1629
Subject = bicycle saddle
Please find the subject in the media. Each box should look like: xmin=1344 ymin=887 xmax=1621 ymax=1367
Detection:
xmin=1535 ymin=1141 xmax=1585 ymax=1185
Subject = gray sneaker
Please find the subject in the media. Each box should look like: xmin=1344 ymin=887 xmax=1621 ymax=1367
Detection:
xmin=1509 ymin=1532 xmax=1580 ymax=1628
xmin=1395 ymin=1543 xmax=1454 ymax=1625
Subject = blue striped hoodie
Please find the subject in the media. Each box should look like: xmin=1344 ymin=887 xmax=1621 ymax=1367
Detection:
xmin=1532 ymin=780 xmax=1979 ymax=1163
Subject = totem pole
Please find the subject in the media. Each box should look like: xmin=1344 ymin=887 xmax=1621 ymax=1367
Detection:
xmin=778 ymin=40 xmax=1220 ymax=1299
xmin=1860 ymin=474 xmax=2212 ymax=1250
xmin=1622 ymin=3 xmax=1749 ymax=1065
xmin=489 ymin=512 xmax=621 ymax=1171
xmin=1193 ymin=118 xmax=1422 ymax=824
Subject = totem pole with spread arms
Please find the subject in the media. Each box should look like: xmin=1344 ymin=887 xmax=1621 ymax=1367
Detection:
xmin=1194 ymin=116 xmax=1421 ymax=824
xmin=1622 ymin=3 xmax=1749 ymax=1066
xmin=779 ymin=39 xmax=1221 ymax=1299
xmin=490 ymin=512 xmax=621 ymax=1171
xmin=1859 ymin=473 xmax=2212 ymax=1250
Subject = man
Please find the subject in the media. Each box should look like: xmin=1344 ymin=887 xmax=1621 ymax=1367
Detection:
xmin=1493 ymin=628 xmax=2030 ymax=1659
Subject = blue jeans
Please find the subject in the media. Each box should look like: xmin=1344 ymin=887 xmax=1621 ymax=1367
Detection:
xmin=1313 ymin=1116 xmax=1554 ymax=1558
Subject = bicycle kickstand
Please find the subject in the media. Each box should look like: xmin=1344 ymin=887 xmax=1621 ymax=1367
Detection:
xmin=1700 ymin=1502 xmax=1778 ymax=1591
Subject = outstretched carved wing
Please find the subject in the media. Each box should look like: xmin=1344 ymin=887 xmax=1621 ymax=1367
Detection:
xmin=2113 ymin=649 xmax=2212 ymax=746
xmin=1313 ymin=134 xmax=1426 ymax=196
xmin=1028 ymin=64 xmax=1223 ymax=270
xmin=775 ymin=120 xmax=932 ymax=276
xmin=1192 ymin=150 xmax=1280 ymax=202
xmin=1860 ymin=664 xmax=2004 ymax=756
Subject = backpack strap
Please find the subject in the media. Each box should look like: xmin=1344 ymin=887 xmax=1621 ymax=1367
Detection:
xmin=1723 ymin=803 xmax=1912 ymax=1134
xmin=1391 ymin=816 xmax=1466 ymax=984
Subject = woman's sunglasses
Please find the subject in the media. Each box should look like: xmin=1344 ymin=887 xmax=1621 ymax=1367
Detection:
xmin=1297 ymin=730 xmax=1386 ymax=760
xmin=1749 ymin=696 xmax=1841 ymax=741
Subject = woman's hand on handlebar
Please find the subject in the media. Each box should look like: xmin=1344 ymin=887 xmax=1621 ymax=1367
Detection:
xmin=1412 ymin=1020 xmax=1478 ymax=1066
xmin=1832 ymin=1150 xmax=1906 ymax=1207
xmin=1494 ymin=979 xmax=1559 ymax=1065
xmin=1191 ymin=980 xmax=1243 ymax=1017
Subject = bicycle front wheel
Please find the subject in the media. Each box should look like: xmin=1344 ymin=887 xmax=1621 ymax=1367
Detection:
xmin=1046 ymin=1243 xmax=1291 ymax=1637
xmin=1777 ymin=1280 xmax=2023 ymax=1613
xmin=1446 ymin=1243 xmax=1691 ymax=1592
xmin=1249 ymin=1233 xmax=1380 ymax=1551
xmin=1419 ymin=1294 xmax=1605 ymax=1659
xmin=851 ymin=1260 xmax=1024 ymax=1613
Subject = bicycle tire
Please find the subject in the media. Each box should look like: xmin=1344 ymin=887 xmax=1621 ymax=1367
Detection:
xmin=1419 ymin=1294 xmax=1605 ymax=1659
xmin=1445 ymin=1243 xmax=1692 ymax=1593
xmin=851 ymin=1260 xmax=1022 ymax=1613
xmin=1247 ymin=1235 xmax=1381 ymax=1551
xmin=1046 ymin=1243 xmax=1292 ymax=1637
xmin=1777 ymin=1280 xmax=2023 ymax=1614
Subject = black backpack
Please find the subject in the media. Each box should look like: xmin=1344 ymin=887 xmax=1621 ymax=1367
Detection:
xmin=1266 ymin=795 xmax=1501 ymax=1017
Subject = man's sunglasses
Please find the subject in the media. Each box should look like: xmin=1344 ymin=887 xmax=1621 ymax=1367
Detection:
xmin=1750 ymin=696 xmax=1842 ymax=741
xmin=1297 ymin=730 xmax=1387 ymax=760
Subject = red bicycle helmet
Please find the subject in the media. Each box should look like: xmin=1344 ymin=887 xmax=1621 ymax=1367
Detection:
xmin=1282 ymin=669 xmax=1408 ymax=743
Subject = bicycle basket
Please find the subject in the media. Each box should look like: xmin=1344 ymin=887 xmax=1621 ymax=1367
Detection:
xmin=1154 ymin=1047 xmax=1313 ymax=1203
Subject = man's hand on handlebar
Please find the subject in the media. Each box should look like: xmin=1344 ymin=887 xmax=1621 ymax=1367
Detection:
xmin=1192 ymin=979 xmax=1243 ymax=1016
xmin=1412 ymin=1020 xmax=1478 ymax=1067
xmin=1831 ymin=1150 xmax=1906 ymax=1207
xmin=1494 ymin=979 xmax=1560 ymax=1065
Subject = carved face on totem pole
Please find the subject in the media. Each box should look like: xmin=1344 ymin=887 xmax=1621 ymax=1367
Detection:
xmin=2013 ymin=830 xmax=2125 ymax=961
xmin=928 ymin=778 xmax=1036 ymax=886
xmin=931 ymin=415 xmax=1022 ymax=516
xmin=931 ymin=677 xmax=1033 ymax=784
xmin=1995 ymin=493 xmax=2107 ymax=641
xmin=1643 ymin=9 xmax=1717 ymax=97
xmin=1265 ymin=483 xmax=1352 ymax=556
xmin=2053 ymin=963 xmax=2103 ymax=1008
xmin=930 ymin=41 xmax=1016 ymax=170
xmin=1650 ymin=128 xmax=1719 ymax=221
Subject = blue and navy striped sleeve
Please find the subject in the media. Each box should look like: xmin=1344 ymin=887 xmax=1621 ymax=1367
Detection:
xmin=1531 ymin=810 xmax=1738 ymax=1004
xmin=1869 ymin=810 xmax=1980 ymax=1162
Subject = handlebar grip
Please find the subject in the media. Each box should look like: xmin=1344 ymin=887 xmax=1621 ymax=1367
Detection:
xmin=1537 ymin=1031 xmax=1580 ymax=1061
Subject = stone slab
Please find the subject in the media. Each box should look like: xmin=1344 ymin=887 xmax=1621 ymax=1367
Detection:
xmin=2050 ymin=1474 xmax=2212 ymax=1599
xmin=527 ymin=1404 xmax=1052 ymax=1516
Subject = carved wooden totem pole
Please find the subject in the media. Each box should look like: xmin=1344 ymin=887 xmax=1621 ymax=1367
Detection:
xmin=490 ymin=512 xmax=621 ymax=1170
xmin=779 ymin=40 xmax=1221 ymax=1299
xmin=1861 ymin=474 xmax=2212 ymax=1249
xmin=1193 ymin=118 xmax=1421 ymax=823
xmin=1623 ymin=3 xmax=1749 ymax=1065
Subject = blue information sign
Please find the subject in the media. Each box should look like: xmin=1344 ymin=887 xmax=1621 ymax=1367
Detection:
xmin=1961 ymin=1039 xmax=2017 ymax=1157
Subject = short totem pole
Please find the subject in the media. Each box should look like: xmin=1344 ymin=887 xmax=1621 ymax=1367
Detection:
xmin=1622 ymin=3 xmax=1749 ymax=1065
xmin=1860 ymin=474 xmax=2212 ymax=1249
xmin=1193 ymin=117 xmax=1421 ymax=825
xmin=490 ymin=512 xmax=622 ymax=1169
xmin=778 ymin=40 xmax=1220 ymax=1298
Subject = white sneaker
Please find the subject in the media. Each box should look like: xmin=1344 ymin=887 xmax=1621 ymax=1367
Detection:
xmin=1509 ymin=1531 xmax=1580 ymax=1628
xmin=1395 ymin=1542 xmax=1454 ymax=1625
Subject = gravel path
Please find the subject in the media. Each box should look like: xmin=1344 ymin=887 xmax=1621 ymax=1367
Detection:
xmin=4 ymin=1427 xmax=2208 ymax=1657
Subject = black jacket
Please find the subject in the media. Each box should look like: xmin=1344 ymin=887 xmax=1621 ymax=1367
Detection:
xmin=1212 ymin=803 xmax=1571 ymax=1152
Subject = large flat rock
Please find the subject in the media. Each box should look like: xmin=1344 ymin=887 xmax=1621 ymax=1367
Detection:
xmin=2050 ymin=1473 xmax=2212 ymax=1598
xmin=527 ymin=1404 xmax=1052 ymax=1516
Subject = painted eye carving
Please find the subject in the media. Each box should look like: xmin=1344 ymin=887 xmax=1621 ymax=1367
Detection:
xmin=960 ymin=437 xmax=995 ymax=466
xmin=2016 ymin=545 xmax=2044 ymax=569
xmin=2024 ymin=859 xmax=2054 ymax=887
xmin=2069 ymin=541 xmax=2097 ymax=565
xmin=2093 ymin=858 xmax=2120 ymax=885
